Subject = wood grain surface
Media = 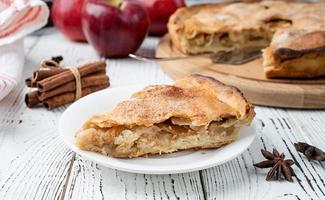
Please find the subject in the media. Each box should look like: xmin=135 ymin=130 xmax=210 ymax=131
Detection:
xmin=156 ymin=35 xmax=325 ymax=109
xmin=0 ymin=28 xmax=324 ymax=200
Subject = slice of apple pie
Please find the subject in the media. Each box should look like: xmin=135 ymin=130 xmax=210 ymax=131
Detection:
xmin=75 ymin=75 xmax=255 ymax=158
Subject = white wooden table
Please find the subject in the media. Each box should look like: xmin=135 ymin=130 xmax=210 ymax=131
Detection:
xmin=0 ymin=28 xmax=325 ymax=200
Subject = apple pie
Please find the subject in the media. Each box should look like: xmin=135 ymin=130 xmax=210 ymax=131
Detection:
xmin=167 ymin=1 xmax=325 ymax=78
xmin=75 ymin=75 xmax=255 ymax=158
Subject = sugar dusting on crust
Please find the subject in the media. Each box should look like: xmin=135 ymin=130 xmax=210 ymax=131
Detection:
xmin=83 ymin=74 xmax=255 ymax=128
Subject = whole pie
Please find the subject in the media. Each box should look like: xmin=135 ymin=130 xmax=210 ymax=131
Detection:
xmin=168 ymin=1 xmax=325 ymax=78
xmin=75 ymin=75 xmax=255 ymax=158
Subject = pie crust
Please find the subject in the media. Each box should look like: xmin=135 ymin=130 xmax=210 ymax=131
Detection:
xmin=167 ymin=1 xmax=325 ymax=78
xmin=75 ymin=75 xmax=255 ymax=158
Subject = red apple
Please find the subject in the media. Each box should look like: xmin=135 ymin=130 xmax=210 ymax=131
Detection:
xmin=81 ymin=0 xmax=149 ymax=57
xmin=52 ymin=0 xmax=86 ymax=42
xmin=135 ymin=0 xmax=186 ymax=36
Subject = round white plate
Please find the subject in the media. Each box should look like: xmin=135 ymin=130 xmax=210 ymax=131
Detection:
xmin=59 ymin=85 xmax=256 ymax=174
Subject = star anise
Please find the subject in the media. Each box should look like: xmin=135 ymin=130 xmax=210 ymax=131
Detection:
xmin=254 ymin=148 xmax=295 ymax=182
xmin=51 ymin=55 xmax=63 ymax=64
xmin=294 ymin=142 xmax=325 ymax=161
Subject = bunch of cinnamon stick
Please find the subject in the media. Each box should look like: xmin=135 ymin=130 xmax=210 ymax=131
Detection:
xmin=25 ymin=56 xmax=110 ymax=110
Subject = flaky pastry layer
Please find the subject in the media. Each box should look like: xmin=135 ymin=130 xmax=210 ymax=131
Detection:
xmin=75 ymin=75 xmax=255 ymax=158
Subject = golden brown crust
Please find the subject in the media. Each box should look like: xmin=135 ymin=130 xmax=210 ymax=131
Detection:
xmin=264 ymin=31 xmax=325 ymax=78
xmin=286 ymin=31 xmax=325 ymax=51
xmin=168 ymin=4 xmax=225 ymax=54
xmin=168 ymin=1 xmax=325 ymax=79
xmin=174 ymin=74 xmax=252 ymax=120
xmin=84 ymin=74 xmax=254 ymax=128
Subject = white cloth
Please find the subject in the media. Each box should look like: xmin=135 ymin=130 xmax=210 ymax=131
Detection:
xmin=0 ymin=0 xmax=49 ymax=101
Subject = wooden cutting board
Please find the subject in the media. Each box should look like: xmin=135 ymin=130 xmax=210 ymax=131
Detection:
xmin=156 ymin=35 xmax=325 ymax=109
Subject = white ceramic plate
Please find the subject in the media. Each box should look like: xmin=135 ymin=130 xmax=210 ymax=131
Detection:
xmin=59 ymin=85 xmax=256 ymax=174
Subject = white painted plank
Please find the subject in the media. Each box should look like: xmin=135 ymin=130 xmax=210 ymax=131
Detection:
xmin=201 ymin=107 xmax=325 ymax=200
xmin=65 ymin=155 xmax=204 ymax=200
xmin=286 ymin=110 xmax=325 ymax=147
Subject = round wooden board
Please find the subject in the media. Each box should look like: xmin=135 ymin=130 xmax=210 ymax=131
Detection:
xmin=156 ymin=35 xmax=325 ymax=109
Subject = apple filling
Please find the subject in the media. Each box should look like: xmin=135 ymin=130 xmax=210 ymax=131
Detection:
xmin=184 ymin=28 xmax=273 ymax=54
xmin=180 ymin=16 xmax=292 ymax=55
xmin=75 ymin=116 xmax=242 ymax=158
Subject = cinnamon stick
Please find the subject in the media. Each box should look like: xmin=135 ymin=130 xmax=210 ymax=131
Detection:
xmin=38 ymin=73 xmax=109 ymax=101
xmin=25 ymin=77 xmax=36 ymax=87
xmin=38 ymin=61 xmax=106 ymax=92
xmin=26 ymin=68 xmax=67 ymax=88
xmin=43 ymin=83 xmax=109 ymax=110
xmin=32 ymin=68 xmax=68 ymax=82
xmin=25 ymin=91 xmax=41 ymax=108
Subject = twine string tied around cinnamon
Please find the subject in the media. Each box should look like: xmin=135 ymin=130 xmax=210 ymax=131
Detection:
xmin=68 ymin=67 xmax=82 ymax=100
